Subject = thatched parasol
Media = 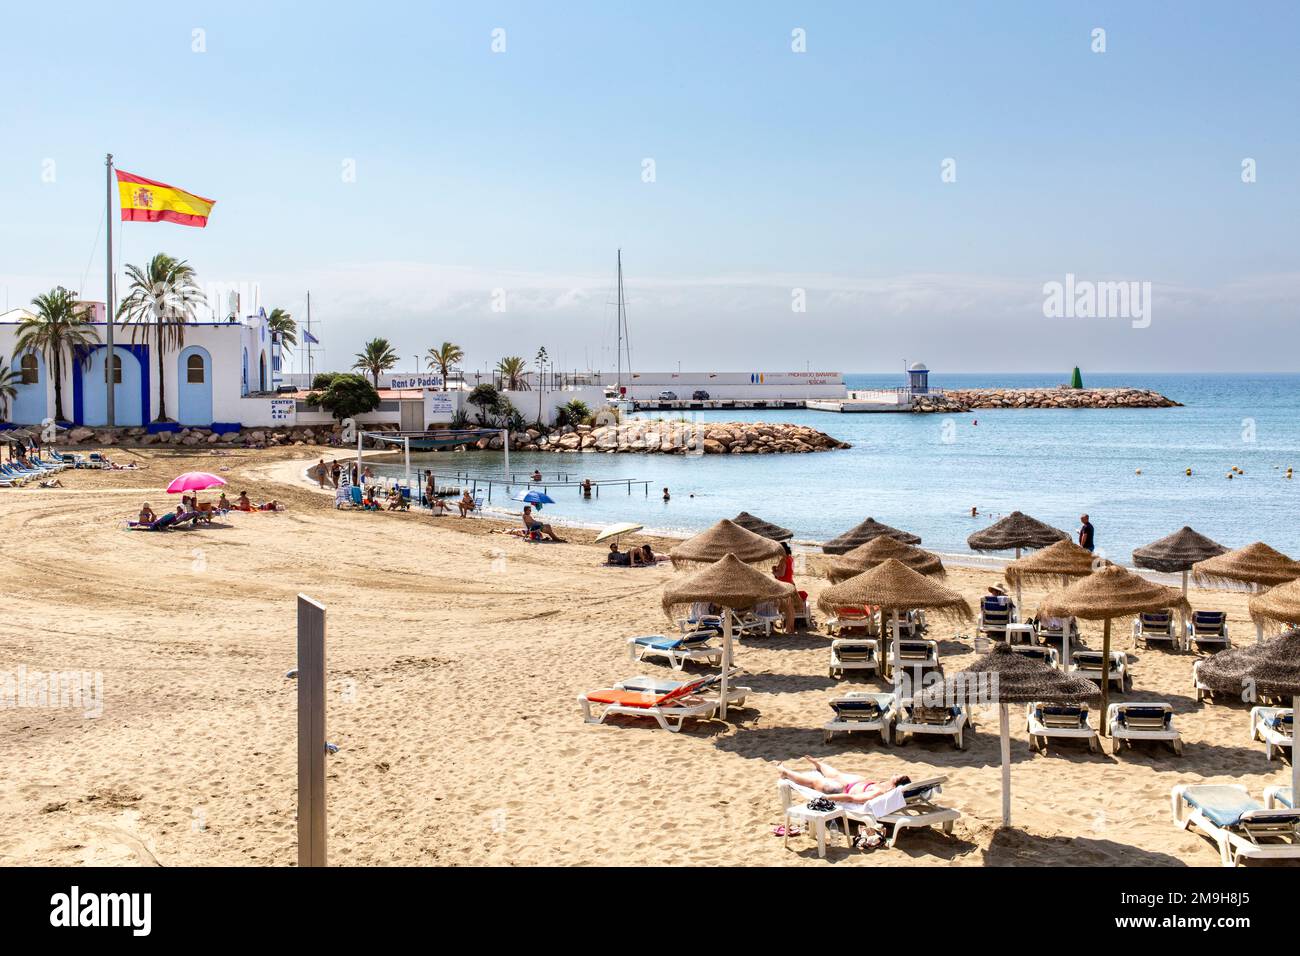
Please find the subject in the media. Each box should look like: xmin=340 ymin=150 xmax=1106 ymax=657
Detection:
xmin=817 ymin=559 xmax=971 ymax=679
xmin=1004 ymin=539 xmax=1101 ymax=586
xmin=669 ymin=518 xmax=786 ymax=569
xmin=821 ymin=517 xmax=921 ymax=555
xmin=730 ymin=511 xmax=793 ymax=542
xmin=1194 ymin=542 xmax=1300 ymax=643
xmin=662 ymin=553 xmax=795 ymax=718
xmin=1003 ymin=539 xmax=1103 ymax=645
xmin=924 ymin=644 xmax=1100 ymax=826
xmin=1200 ymin=628 xmax=1300 ymax=802
xmin=1132 ymin=526 xmax=1228 ymax=639
xmin=1249 ymin=577 xmax=1300 ymax=632
xmin=967 ymin=511 xmax=1068 ymax=554
xmin=824 ymin=535 xmax=945 ymax=583
xmin=1040 ymin=565 xmax=1190 ymax=732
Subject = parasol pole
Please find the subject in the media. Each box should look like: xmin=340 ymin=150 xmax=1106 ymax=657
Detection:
xmin=1013 ymin=547 xmax=1022 ymax=612
xmin=1060 ymin=574 xmax=1072 ymax=669
xmin=890 ymin=608 xmax=901 ymax=685
xmin=719 ymin=609 xmax=733 ymax=719
xmin=999 ymin=702 xmax=1011 ymax=826
xmin=1099 ymin=617 xmax=1112 ymax=736
xmin=1180 ymin=570 xmax=1189 ymax=651
xmin=1254 ymin=583 xmax=1264 ymax=644
xmin=1293 ymin=693 xmax=1299 ymax=804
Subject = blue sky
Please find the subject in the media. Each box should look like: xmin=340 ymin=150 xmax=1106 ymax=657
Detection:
xmin=1 ymin=1 xmax=1296 ymax=374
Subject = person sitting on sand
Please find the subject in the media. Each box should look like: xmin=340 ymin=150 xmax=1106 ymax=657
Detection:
xmin=457 ymin=491 xmax=476 ymax=517
xmin=236 ymin=491 xmax=255 ymax=512
xmin=607 ymin=542 xmax=632 ymax=566
xmin=216 ymin=493 xmax=231 ymax=512
xmin=139 ymin=503 xmax=157 ymax=525
xmin=778 ymin=757 xmax=910 ymax=803
xmin=521 ymin=505 xmax=565 ymax=542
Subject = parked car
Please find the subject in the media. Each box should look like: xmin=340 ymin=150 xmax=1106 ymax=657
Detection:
xmin=691 ymin=389 xmax=710 ymax=400
xmin=658 ymin=390 xmax=678 ymax=401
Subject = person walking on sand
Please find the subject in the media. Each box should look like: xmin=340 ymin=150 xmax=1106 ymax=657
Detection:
xmin=316 ymin=459 xmax=327 ymax=488
xmin=772 ymin=541 xmax=798 ymax=632
xmin=330 ymin=460 xmax=341 ymax=488
xmin=1078 ymin=513 xmax=1095 ymax=552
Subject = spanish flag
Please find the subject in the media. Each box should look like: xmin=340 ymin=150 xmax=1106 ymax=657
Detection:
xmin=115 ymin=169 xmax=215 ymax=227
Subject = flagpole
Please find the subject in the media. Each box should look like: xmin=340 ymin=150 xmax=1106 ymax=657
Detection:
xmin=105 ymin=153 xmax=116 ymax=427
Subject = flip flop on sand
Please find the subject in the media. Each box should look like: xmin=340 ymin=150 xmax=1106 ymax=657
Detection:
xmin=772 ymin=824 xmax=801 ymax=837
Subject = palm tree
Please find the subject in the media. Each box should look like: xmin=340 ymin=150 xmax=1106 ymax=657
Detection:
xmin=496 ymin=356 xmax=528 ymax=391
xmin=425 ymin=341 xmax=463 ymax=387
xmin=15 ymin=287 xmax=100 ymax=423
xmin=116 ymin=253 xmax=206 ymax=422
xmin=353 ymin=337 xmax=399 ymax=387
xmin=0 ymin=359 xmax=18 ymax=422
xmin=267 ymin=308 xmax=297 ymax=350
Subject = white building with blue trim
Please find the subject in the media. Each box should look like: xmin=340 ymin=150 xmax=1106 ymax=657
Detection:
xmin=0 ymin=301 xmax=287 ymax=431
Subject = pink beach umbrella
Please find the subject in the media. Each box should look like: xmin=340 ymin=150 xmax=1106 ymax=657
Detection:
xmin=165 ymin=472 xmax=227 ymax=494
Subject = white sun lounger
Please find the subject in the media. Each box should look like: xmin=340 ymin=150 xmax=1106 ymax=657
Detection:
xmin=736 ymin=601 xmax=783 ymax=638
xmin=1187 ymin=610 xmax=1230 ymax=650
xmin=776 ymin=780 xmax=906 ymax=858
xmin=875 ymin=775 xmax=961 ymax=848
xmin=1250 ymin=707 xmax=1294 ymax=762
xmin=1107 ymin=702 xmax=1182 ymax=755
xmin=828 ymin=638 xmax=879 ymax=679
xmin=894 ymin=700 xmax=968 ymax=750
xmin=1171 ymin=784 xmax=1300 ymax=866
xmin=616 ymin=674 xmax=751 ymax=709
xmin=1069 ymin=649 xmax=1130 ymax=691
xmin=887 ymin=637 xmax=940 ymax=675
xmin=824 ymin=607 xmax=878 ymax=637
xmin=823 ymin=691 xmax=895 ymax=744
xmin=1027 ymin=702 xmax=1100 ymax=753
xmin=777 ymin=776 xmax=958 ymax=856
xmin=977 ymin=596 xmax=1016 ymax=641
xmin=627 ymin=630 xmax=722 ymax=671
xmin=676 ymin=603 xmax=722 ymax=634
xmin=1010 ymin=645 xmax=1060 ymax=668
xmin=578 ymin=675 xmax=723 ymax=733
xmin=1036 ymin=616 xmax=1080 ymax=645
xmin=1132 ymin=610 xmax=1178 ymax=650
xmin=1265 ymin=786 xmax=1294 ymax=810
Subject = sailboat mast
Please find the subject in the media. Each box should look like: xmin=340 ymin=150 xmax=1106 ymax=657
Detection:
xmin=616 ymin=249 xmax=623 ymax=393
xmin=306 ymin=291 xmax=313 ymax=380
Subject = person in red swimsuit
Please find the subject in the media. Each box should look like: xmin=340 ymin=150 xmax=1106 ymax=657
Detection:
xmin=772 ymin=541 xmax=798 ymax=632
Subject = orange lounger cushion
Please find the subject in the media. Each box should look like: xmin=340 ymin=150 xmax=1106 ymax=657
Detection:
xmin=585 ymin=689 xmax=675 ymax=708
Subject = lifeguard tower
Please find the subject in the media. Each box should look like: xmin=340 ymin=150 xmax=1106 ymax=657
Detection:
xmin=907 ymin=362 xmax=930 ymax=395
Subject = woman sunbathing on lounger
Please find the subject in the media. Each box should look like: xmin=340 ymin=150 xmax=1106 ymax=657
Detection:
xmin=778 ymin=757 xmax=910 ymax=802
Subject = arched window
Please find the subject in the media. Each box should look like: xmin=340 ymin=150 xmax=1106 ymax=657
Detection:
xmin=187 ymin=353 xmax=206 ymax=384
xmin=19 ymin=354 xmax=38 ymax=384
xmin=104 ymin=353 xmax=122 ymax=384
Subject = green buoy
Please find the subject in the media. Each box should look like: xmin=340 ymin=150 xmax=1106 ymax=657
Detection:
xmin=1070 ymin=366 xmax=1083 ymax=389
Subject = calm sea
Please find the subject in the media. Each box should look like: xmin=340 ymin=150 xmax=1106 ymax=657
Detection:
xmin=373 ymin=373 xmax=1300 ymax=562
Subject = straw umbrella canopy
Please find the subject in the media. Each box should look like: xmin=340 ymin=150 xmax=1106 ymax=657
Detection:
xmin=661 ymin=553 xmax=795 ymax=718
xmin=817 ymin=559 xmax=971 ymax=680
xmin=1003 ymin=539 xmax=1103 ymax=659
xmin=924 ymin=644 xmax=1100 ymax=826
xmin=825 ymin=535 xmax=946 ymax=583
xmin=730 ymin=511 xmax=793 ymax=542
xmin=1194 ymin=542 xmax=1300 ymax=643
xmin=1040 ymin=565 xmax=1190 ymax=732
xmin=967 ymin=511 xmax=1068 ymax=555
xmin=1132 ymin=526 xmax=1228 ymax=637
xmin=669 ymin=518 xmax=786 ymax=569
xmin=821 ymin=517 xmax=921 ymax=555
xmin=1203 ymin=627 xmax=1300 ymax=803
xmin=971 ymin=512 xmax=1068 ymax=610
xmin=1004 ymin=539 xmax=1101 ymax=586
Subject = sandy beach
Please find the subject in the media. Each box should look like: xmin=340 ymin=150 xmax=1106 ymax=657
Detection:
xmin=0 ymin=446 xmax=1289 ymax=866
